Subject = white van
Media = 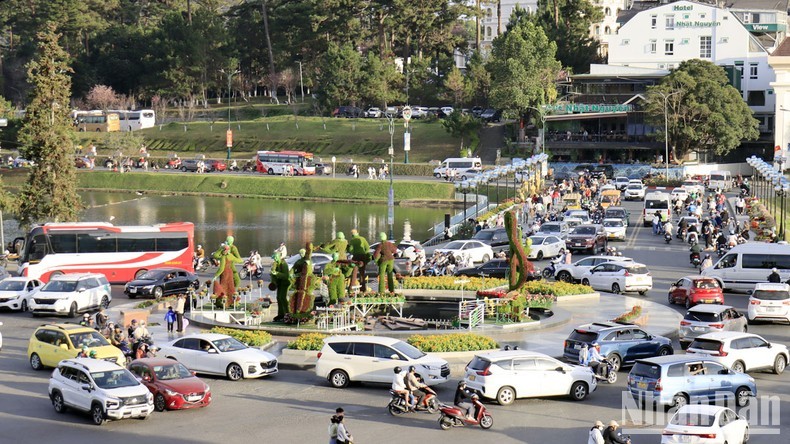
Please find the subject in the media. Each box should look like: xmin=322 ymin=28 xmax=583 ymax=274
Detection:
xmin=701 ymin=243 xmax=790 ymax=292
xmin=642 ymin=191 xmax=671 ymax=226
xmin=707 ymin=170 xmax=732 ymax=191
xmin=433 ymin=157 xmax=482 ymax=179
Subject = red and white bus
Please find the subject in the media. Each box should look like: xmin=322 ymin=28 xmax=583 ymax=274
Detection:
xmin=15 ymin=222 xmax=194 ymax=283
xmin=256 ymin=150 xmax=316 ymax=175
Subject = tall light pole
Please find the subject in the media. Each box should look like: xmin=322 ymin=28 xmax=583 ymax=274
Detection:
xmin=657 ymin=91 xmax=681 ymax=183
xmin=297 ymin=61 xmax=305 ymax=103
xmin=387 ymin=113 xmax=395 ymax=240
xmin=220 ymin=68 xmax=240 ymax=160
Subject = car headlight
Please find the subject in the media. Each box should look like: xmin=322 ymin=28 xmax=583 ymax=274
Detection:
xmin=106 ymin=398 xmax=121 ymax=409
xmin=146 ymin=392 xmax=154 ymax=402
xmin=143 ymin=285 xmax=155 ymax=290
xmin=422 ymin=365 xmax=438 ymax=371
xmin=163 ymin=388 xmax=178 ymax=397
xmin=204 ymin=384 xmax=210 ymax=393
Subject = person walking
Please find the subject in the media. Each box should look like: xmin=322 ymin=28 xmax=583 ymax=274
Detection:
xmin=175 ymin=294 xmax=186 ymax=332
xmin=589 ymin=420 xmax=605 ymax=444
xmin=328 ymin=415 xmax=340 ymax=444
xmin=165 ymin=306 xmax=176 ymax=333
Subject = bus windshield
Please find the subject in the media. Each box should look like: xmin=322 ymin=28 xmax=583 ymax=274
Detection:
xmin=645 ymin=199 xmax=669 ymax=210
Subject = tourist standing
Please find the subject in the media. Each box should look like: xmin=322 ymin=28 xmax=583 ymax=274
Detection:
xmin=175 ymin=294 xmax=186 ymax=332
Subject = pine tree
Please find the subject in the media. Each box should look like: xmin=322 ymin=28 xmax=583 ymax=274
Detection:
xmin=16 ymin=23 xmax=81 ymax=228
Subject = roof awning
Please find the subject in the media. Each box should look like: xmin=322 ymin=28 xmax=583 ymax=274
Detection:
xmin=545 ymin=111 xmax=628 ymax=121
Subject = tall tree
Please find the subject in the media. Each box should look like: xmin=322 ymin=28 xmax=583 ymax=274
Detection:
xmin=487 ymin=7 xmax=561 ymax=142
xmin=534 ymin=0 xmax=602 ymax=74
xmin=644 ymin=59 xmax=759 ymax=161
xmin=360 ymin=53 xmax=403 ymax=108
xmin=17 ymin=24 xmax=81 ymax=227
xmin=315 ymin=43 xmax=364 ymax=108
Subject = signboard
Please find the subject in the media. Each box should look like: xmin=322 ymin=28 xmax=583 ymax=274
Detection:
xmin=0 ymin=118 xmax=7 ymax=127
xmin=745 ymin=23 xmax=785 ymax=32
xmin=226 ymin=130 xmax=233 ymax=148
xmin=402 ymin=106 xmax=412 ymax=122
xmin=403 ymin=132 xmax=411 ymax=151
xmin=542 ymin=103 xmax=634 ymax=114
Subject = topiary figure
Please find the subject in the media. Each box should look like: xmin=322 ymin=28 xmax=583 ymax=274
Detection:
xmin=289 ymin=242 xmax=318 ymax=314
xmin=504 ymin=210 xmax=534 ymax=292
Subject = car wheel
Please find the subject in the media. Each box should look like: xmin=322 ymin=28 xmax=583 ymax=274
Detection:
xmin=570 ymin=381 xmax=589 ymax=401
xmin=239 ymin=268 xmax=249 ymax=279
xmin=611 ymin=283 xmax=621 ymax=294
xmin=135 ymin=269 xmax=148 ymax=279
xmin=329 ymin=369 xmax=349 ymax=388
xmin=482 ymin=254 xmax=490 ymax=263
xmin=100 ymin=296 xmax=109 ymax=309
xmin=30 ymin=353 xmax=43 ymax=370
xmin=496 ymin=386 xmax=516 ymax=405
xmin=638 ymin=290 xmax=647 ymax=296
xmin=732 ymin=361 xmax=746 ymax=373
xmin=154 ymin=393 xmax=167 ymax=412
xmin=21 ymin=299 xmax=28 ymax=312
xmin=536 ymin=250 xmax=544 ymax=261
xmin=479 ymin=414 xmax=494 ymax=429
xmin=226 ymin=363 xmax=244 ymax=381
xmin=180 ymin=166 xmax=187 ymax=172
xmin=268 ymin=168 xmax=274 ymax=175
xmin=658 ymin=346 xmax=672 ymax=357
xmin=91 ymin=403 xmax=105 ymax=425
xmin=685 ymin=297 xmax=692 ymax=309
xmin=68 ymin=302 xmax=78 ymax=318
xmin=772 ymin=354 xmax=787 ymax=375
xmin=557 ymin=271 xmax=573 ymax=283
xmin=153 ymin=287 xmax=163 ymax=300
xmin=607 ymin=354 xmax=622 ymax=372
xmin=52 ymin=391 xmax=66 ymax=413
xmin=581 ymin=278 xmax=590 ymax=286
xmin=736 ymin=386 xmax=751 ymax=407
xmin=672 ymin=393 xmax=688 ymax=409
xmin=667 ymin=293 xmax=674 ymax=305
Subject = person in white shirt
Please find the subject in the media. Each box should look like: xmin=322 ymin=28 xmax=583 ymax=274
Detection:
xmin=335 ymin=416 xmax=352 ymax=444
xmin=274 ymin=242 xmax=288 ymax=258
xmin=391 ymin=366 xmax=410 ymax=408
xmin=588 ymin=420 xmax=605 ymax=444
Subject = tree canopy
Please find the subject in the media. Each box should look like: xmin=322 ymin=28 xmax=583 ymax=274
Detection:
xmin=534 ymin=0 xmax=603 ymax=74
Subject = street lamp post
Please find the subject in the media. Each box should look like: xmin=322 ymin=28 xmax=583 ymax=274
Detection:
xmin=220 ymin=68 xmax=240 ymax=160
xmin=387 ymin=114 xmax=395 ymax=240
xmin=776 ymin=184 xmax=787 ymax=239
xmin=657 ymin=91 xmax=680 ymax=183
xmin=331 ymin=156 xmax=336 ymax=178
xmin=297 ymin=61 xmax=305 ymax=103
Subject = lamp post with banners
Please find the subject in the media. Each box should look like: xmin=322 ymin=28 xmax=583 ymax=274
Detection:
xmin=402 ymin=106 xmax=412 ymax=164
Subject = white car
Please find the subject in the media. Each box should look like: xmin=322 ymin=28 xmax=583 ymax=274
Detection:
xmin=435 ymin=240 xmax=494 ymax=263
xmin=554 ymin=255 xmax=633 ymax=283
xmin=440 ymin=106 xmax=454 ymax=116
xmin=599 ymin=183 xmax=616 ymax=192
xmin=463 ymin=350 xmax=597 ymax=405
xmin=158 ymin=333 xmax=278 ymax=381
xmin=747 ymin=282 xmax=790 ymax=324
xmin=563 ymin=217 xmax=584 ymax=230
xmin=602 ymin=218 xmax=627 ymax=240
xmin=527 ymin=235 xmax=564 ymax=260
xmin=364 ymin=107 xmax=382 ymax=118
xmin=671 ymin=187 xmax=689 ymax=203
xmin=563 ymin=210 xmax=590 ymax=223
xmin=624 ymin=183 xmax=646 ymax=200
xmin=614 ymin=177 xmax=630 ymax=190
xmin=537 ymin=221 xmax=570 ymax=239
xmin=29 ymin=273 xmax=111 ymax=317
xmin=315 ymin=335 xmax=450 ymax=388
xmin=661 ymin=405 xmax=749 ymax=444
xmin=686 ymin=331 xmax=788 ymax=374
xmin=682 ymin=179 xmax=705 ymax=195
xmin=48 ymin=358 xmax=154 ymax=425
xmin=0 ymin=277 xmax=43 ymax=311
xmin=580 ymin=260 xmax=652 ymax=295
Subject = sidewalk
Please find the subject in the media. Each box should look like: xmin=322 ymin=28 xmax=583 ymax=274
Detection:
xmin=105 ymin=301 xmax=201 ymax=344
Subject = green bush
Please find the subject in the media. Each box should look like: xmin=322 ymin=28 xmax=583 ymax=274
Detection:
xmin=407 ymin=333 xmax=498 ymax=352
xmin=285 ymin=333 xmax=328 ymax=350
xmin=209 ymin=327 xmax=273 ymax=347
xmin=401 ymin=276 xmax=507 ymax=291
xmin=521 ymin=281 xmax=593 ymax=297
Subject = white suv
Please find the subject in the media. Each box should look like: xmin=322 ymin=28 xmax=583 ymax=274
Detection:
xmin=554 ymin=255 xmax=633 ymax=283
xmin=686 ymin=331 xmax=788 ymax=375
xmin=748 ymin=283 xmax=790 ymax=324
xmin=48 ymin=358 xmax=154 ymax=425
xmin=30 ymin=273 xmax=111 ymax=317
xmin=315 ymin=336 xmax=450 ymax=388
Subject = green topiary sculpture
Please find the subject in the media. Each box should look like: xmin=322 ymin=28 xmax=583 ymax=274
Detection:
xmin=504 ymin=210 xmax=534 ymax=292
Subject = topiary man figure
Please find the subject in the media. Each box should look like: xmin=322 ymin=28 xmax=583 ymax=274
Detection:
xmin=270 ymin=251 xmax=291 ymax=322
xmin=322 ymin=253 xmax=346 ymax=305
xmin=289 ymin=243 xmax=318 ymax=314
xmin=373 ymin=232 xmax=398 ymax=293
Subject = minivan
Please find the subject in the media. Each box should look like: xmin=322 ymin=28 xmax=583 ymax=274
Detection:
xmin=707 ymin=170 xmax=732 ymax=191
xmin=747 ymin=282 xmax=790 ymax=324
xmin=701 ymin=243 xmax=790 ymax=292
xmin=433 ymin=157 xmax=483 ymax=179
xmin=627 ymin=355 xmax=757 ymax=408
xmin=314 ymin=335 xmax=450 ymax=388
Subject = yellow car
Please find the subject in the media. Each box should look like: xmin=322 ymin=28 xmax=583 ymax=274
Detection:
xmin=28 ymin=324 xmax=125 ymax=370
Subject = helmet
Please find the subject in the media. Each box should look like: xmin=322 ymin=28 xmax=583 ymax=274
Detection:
xmin=592 ymin=342 xmax=600 ymax=347
xmin=408 ymin=366 xmax=416 ymax=372
xmin=88 ymin=350 xmax=97 ymax=358
xmin=773 ymin=267 xmax=778 ymax=273
xmin=393 ymin=366 xmax=402 ymax=374
xmin=198 ymin=244 xmax=202 ymax=249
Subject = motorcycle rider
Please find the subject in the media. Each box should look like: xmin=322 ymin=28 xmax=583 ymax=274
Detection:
xmin=603 ymin=420 xmax=630 ymax=444
xmin=768 ymin=267 xmax=782 ymax=283
xmin=454 ymin=381 xmax=475 ymax=420
xmin=689 ymin=241 xmax=702 ymax=263
xmin=700 ymin=254 xmax=714 ymax=272
xmin=391 ymin=367 xmax=412 ymax=410
xmin=132 ymin=320 xmax=151 ymax=340
xmin=195 ymin=244 xmax=205 ymax=269
xmin=404 ymin=366 xmax=426 ymax=410
xmin=586 ymin=342 xmax=607 ymax=379
xmin=663 ymin=220 xmax=673 ymax=238
xmin=248 ymin=250 xmax=262 ymax=274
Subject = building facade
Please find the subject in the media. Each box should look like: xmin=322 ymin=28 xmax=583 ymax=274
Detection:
xmin=590 ymin=0 xmax=633 ymax=57
xmin=479 ymin=0 xmax=539 ymax=53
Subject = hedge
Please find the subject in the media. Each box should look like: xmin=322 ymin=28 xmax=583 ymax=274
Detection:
xmin=407 ymin=333 xmax=498 ymax=352
xmin=77 ymin=171 xmax=454 ymax=202
xmin=209 ymin=327 xmax=273 ymax=347
xmin=285 ymin=333 xmax=328 ymax=351
xmin=401 ymin=276 xmax=507 ymax=291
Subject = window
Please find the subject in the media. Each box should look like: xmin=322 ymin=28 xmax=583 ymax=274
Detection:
xmin=351 ymin=343 xmax=373 ymax=356
xmin=595 ymin=25 xmax=600 ymax=35
xmin=700 ymin=36 xmax=712 ymax=58
xmin=750 ymin=63 xmax=758 ymax=79
xmin=77 ymin=233 xmax=116 ymax=253
xmin=665 ymin=15 xmax=675 ymax=30
xmin=650 ymin=40 xmax=657 ymax=54
xmin=753 ymin=13 xmax=761 ymax=23
xmin=486 ymin=27 xmax=492 ymax=37
xmin=328 ymin=342 xmax=350 ymax=354
xmin=665 ymin=40 xmax=674 ymax=55
xmin=742 ymin=13 xmax=751 ymax=23
xmin=651 ymin=15 xmax=657 ymax=29
xmin=605 ymin=7 xmax=611 ymax=16
xmin=512 ymin=359 xmax=536 ymax=371
xmin=374 ymin=344 xmax=399 ymax=359
xmin=49 ymin=234 xmax=77 ymax=254
xmin=747 ymin=90 xmax=766 ymax=106
xmin=156 ymin=236 xmax=188 ymax=252
xmin=486 ymin=8 xmax=492 ymax=18
xmin=735 ymin=61 xmax=744 ymax=79
xmin=605 ymin=26 xmax=611 ymax=35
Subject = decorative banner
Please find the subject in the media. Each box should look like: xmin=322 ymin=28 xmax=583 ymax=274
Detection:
xmin=226 ymin=129 xmax=233 ymax=148
xmin=404 ymin=132 xmax=411 ymax=151
xmin=402 ymin=106 xmax=412 ymax=121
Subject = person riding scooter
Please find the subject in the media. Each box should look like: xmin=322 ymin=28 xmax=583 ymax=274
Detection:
xmin=391 ymin=367 xmax=412 ymax=410
xmin=689 ymin=242 xmax=702 ymax=264
xmin=404 ymin=366 xmax=426 ymax=409
xmin=586 ymin=342 xmax=608 ymax=379
xmin=454 ymin=381 xmax=475 ymax=420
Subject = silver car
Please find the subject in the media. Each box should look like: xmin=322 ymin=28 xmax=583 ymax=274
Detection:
xmin=679 ymin=305 xmax=748 ymax=349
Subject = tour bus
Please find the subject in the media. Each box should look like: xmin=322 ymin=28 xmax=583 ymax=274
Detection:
xmin=432 ymin=157 xmax=483 ymax=179
xmin=642 ymin=191 xmax=671 ymax=226
xmin=707 ymin=170 xmax=732 ymax=191
xmin=108 ymin=109 xmax=156 ymax=131
xmin=15 ymin=222 xmax=194 ymax=284
xmin=72 ymin=111 xmax=121 ymax=132
xmin=256 ymin=150 xmax=316 ymax=175
xmin=701 ymin=243 xmax=790 ymax=292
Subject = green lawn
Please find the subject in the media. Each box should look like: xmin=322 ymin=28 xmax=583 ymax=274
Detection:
xmin=75 ymin=116 xmax=461 ymax=163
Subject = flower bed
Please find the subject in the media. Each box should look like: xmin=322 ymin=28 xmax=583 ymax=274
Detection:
xmin=286 ymin=333 xmax=328 ymax=351
xmin=402 ymin=276 xmax=507 ymax=291
xmin=612 ymin=305 xmax=643 ymax=323
xmin=476 ymin=281 xmax=592 ymax=299
xmin=407 ymin=333 xmax=498 ymax=352
xmin=209 ymin=327 xmax=273 ymax=347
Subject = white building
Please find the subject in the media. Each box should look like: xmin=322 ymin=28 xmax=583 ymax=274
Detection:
xmin=768 ymin=38 xmax=790 ymax=166
xmin=590 ymin=0 xmax=633 ymax=57
xmin=479 ymin=0 xmax=539 ymax=53
xmin=609 ymin=0 xmax=776 ymax=132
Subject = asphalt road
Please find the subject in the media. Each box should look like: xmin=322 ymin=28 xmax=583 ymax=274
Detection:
xmin=0 ymin=197 xmax=788 ymax=443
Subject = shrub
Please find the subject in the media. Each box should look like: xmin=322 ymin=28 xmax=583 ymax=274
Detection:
xmin=521 ymin=281 xmax=593 ymax=297
xmin=612 ymin=305 xmax=643 ymax=323
xmin=286 ymin=333 xmax=328 ymax=350
xmin=209 ymin=327 xmax=273 ymax=347
xmin=401 ymin=276 xmax=507 ymax=291
xmin=407 ymin=333 xmax=498 ymax=352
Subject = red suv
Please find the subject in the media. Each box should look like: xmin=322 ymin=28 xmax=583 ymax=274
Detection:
xmin=668 ymin=276 xmax=724 ymax=308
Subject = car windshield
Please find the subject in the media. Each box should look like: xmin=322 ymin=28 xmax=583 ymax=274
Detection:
xmin=530 ymin=237 xmax=546 ymax=245
xmin=683 ymin=311 xmax=719 ymax=323
xmin=41 ymin=280 xmax=78 ymax=292
xmin=568 ymin=329 xmax=598 ymax=343
xmin=153 ymin=363 xmax=193 ymax=381
xmin=69 ymin=331 xmax=110 ymax=348
xmin=694 ymin=280 xmax=720 ymax=289
xmin=211 ymin=337 xmax=248 ymax=352
xmin=0 ymin=280 xmax=25 ymax=291
xmin=688 ymin=339 xmax=722 ymax=352
xmin=571 ymin=226 xmax=595 ymax=235
xmin=646 ymin=199 xmax=669 ymax=210
xmin=91 ymin=369 xmax=139 ymax=389
xmin=391 ymin=340 xmax=426 ymax=360
xmin=627 ymin=265 xmax=649 ymax=274
xmin=627 ymin=185 xmax=642 ymax=190
xmin=467 ymin=356 xmax=490 ymax=371
xmin=139 ymin=270 xmax=167 ymax=280
xmin=631 ymin=362 xmax=660 ymax=379
xmin=539 ymin=224 xmax=560 ymax=233
xmin=473 ymin=231 xmax=495 ymax=241
xmin=444 ymin=241 xmax=466 ymax=250
xmin=606 ymin=210 xmax=625 ymax=218
xmin=752 ymin=289 xmax=790 ymax=300
xmin=670 ymin=412 xmax=716 ymax=427
xmin=603 ymin=220 xmax=622 ymax=227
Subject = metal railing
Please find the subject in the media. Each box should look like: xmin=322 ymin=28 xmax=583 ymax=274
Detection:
xmin=458 ymin=299 xmax=486 ymax=330
xmin=423 ymin=194 xmax=492 ymax=247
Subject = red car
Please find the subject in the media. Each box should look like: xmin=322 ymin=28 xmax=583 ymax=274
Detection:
xmin=668 ymin=276 xmax=724 ymax=308
xmin=129 ymin=358 xmax=211 ymax=411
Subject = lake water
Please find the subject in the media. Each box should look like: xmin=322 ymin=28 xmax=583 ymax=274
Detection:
xmin=2 ymin=192 xmax=450 ymax=255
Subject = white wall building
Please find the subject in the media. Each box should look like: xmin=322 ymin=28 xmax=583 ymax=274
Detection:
xmin=609 ymin=0 xmax=776 ymax=132
xmin=590 ymin=0 xmax=632 ymax=57
xmin=479 ymin=0 xmax=539 ymax=53
xmin=768 ymin=38 xmax=790 ymax=166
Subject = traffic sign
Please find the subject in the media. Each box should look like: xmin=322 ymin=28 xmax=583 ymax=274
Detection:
xmin=402 ymin=106 xmax=412 ymax=122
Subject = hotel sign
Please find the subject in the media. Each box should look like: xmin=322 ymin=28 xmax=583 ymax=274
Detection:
xmin=744 ymin=23 xmax=785 ymax=32
xmin=543 ymin=104 xmax=634 ymax=114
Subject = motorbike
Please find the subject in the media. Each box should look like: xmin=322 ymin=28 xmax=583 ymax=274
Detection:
xmin=438 ymin=394 xmax=493 ymax=430
xmin=690 ymin=250 xmax=701 ymax=268
xmin=717 ymin=244 xmax=729 ymax=258
xmin=687 ymin=231 xmax=699 ymax=245
xmin=542 ymin=256 xmax=563 ymax=279
xmin=239 ymin=259 xmax=263 ymax=280
xmin=388 ymin=386 xmax=439 ymax=415
xmin=591 ymin=358 xmax=617 ymax=384
xmin=664 ymin=232 xmax=672 ymax=244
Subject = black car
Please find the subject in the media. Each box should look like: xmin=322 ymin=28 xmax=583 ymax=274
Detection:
xmin=472 ymin=228 xmax=509 ymax=253
xmin=332 ymin=106 xmax=363 ymax=118
xmin=454 ymin=259 xmax=510 ymax=278
xmin=124 ymin=268 xmax=200 ymax=299
xmin=480 ymin=108 xmax=502 ymax=123
xmin=590 ymin=164 xmax=614 ymax=179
